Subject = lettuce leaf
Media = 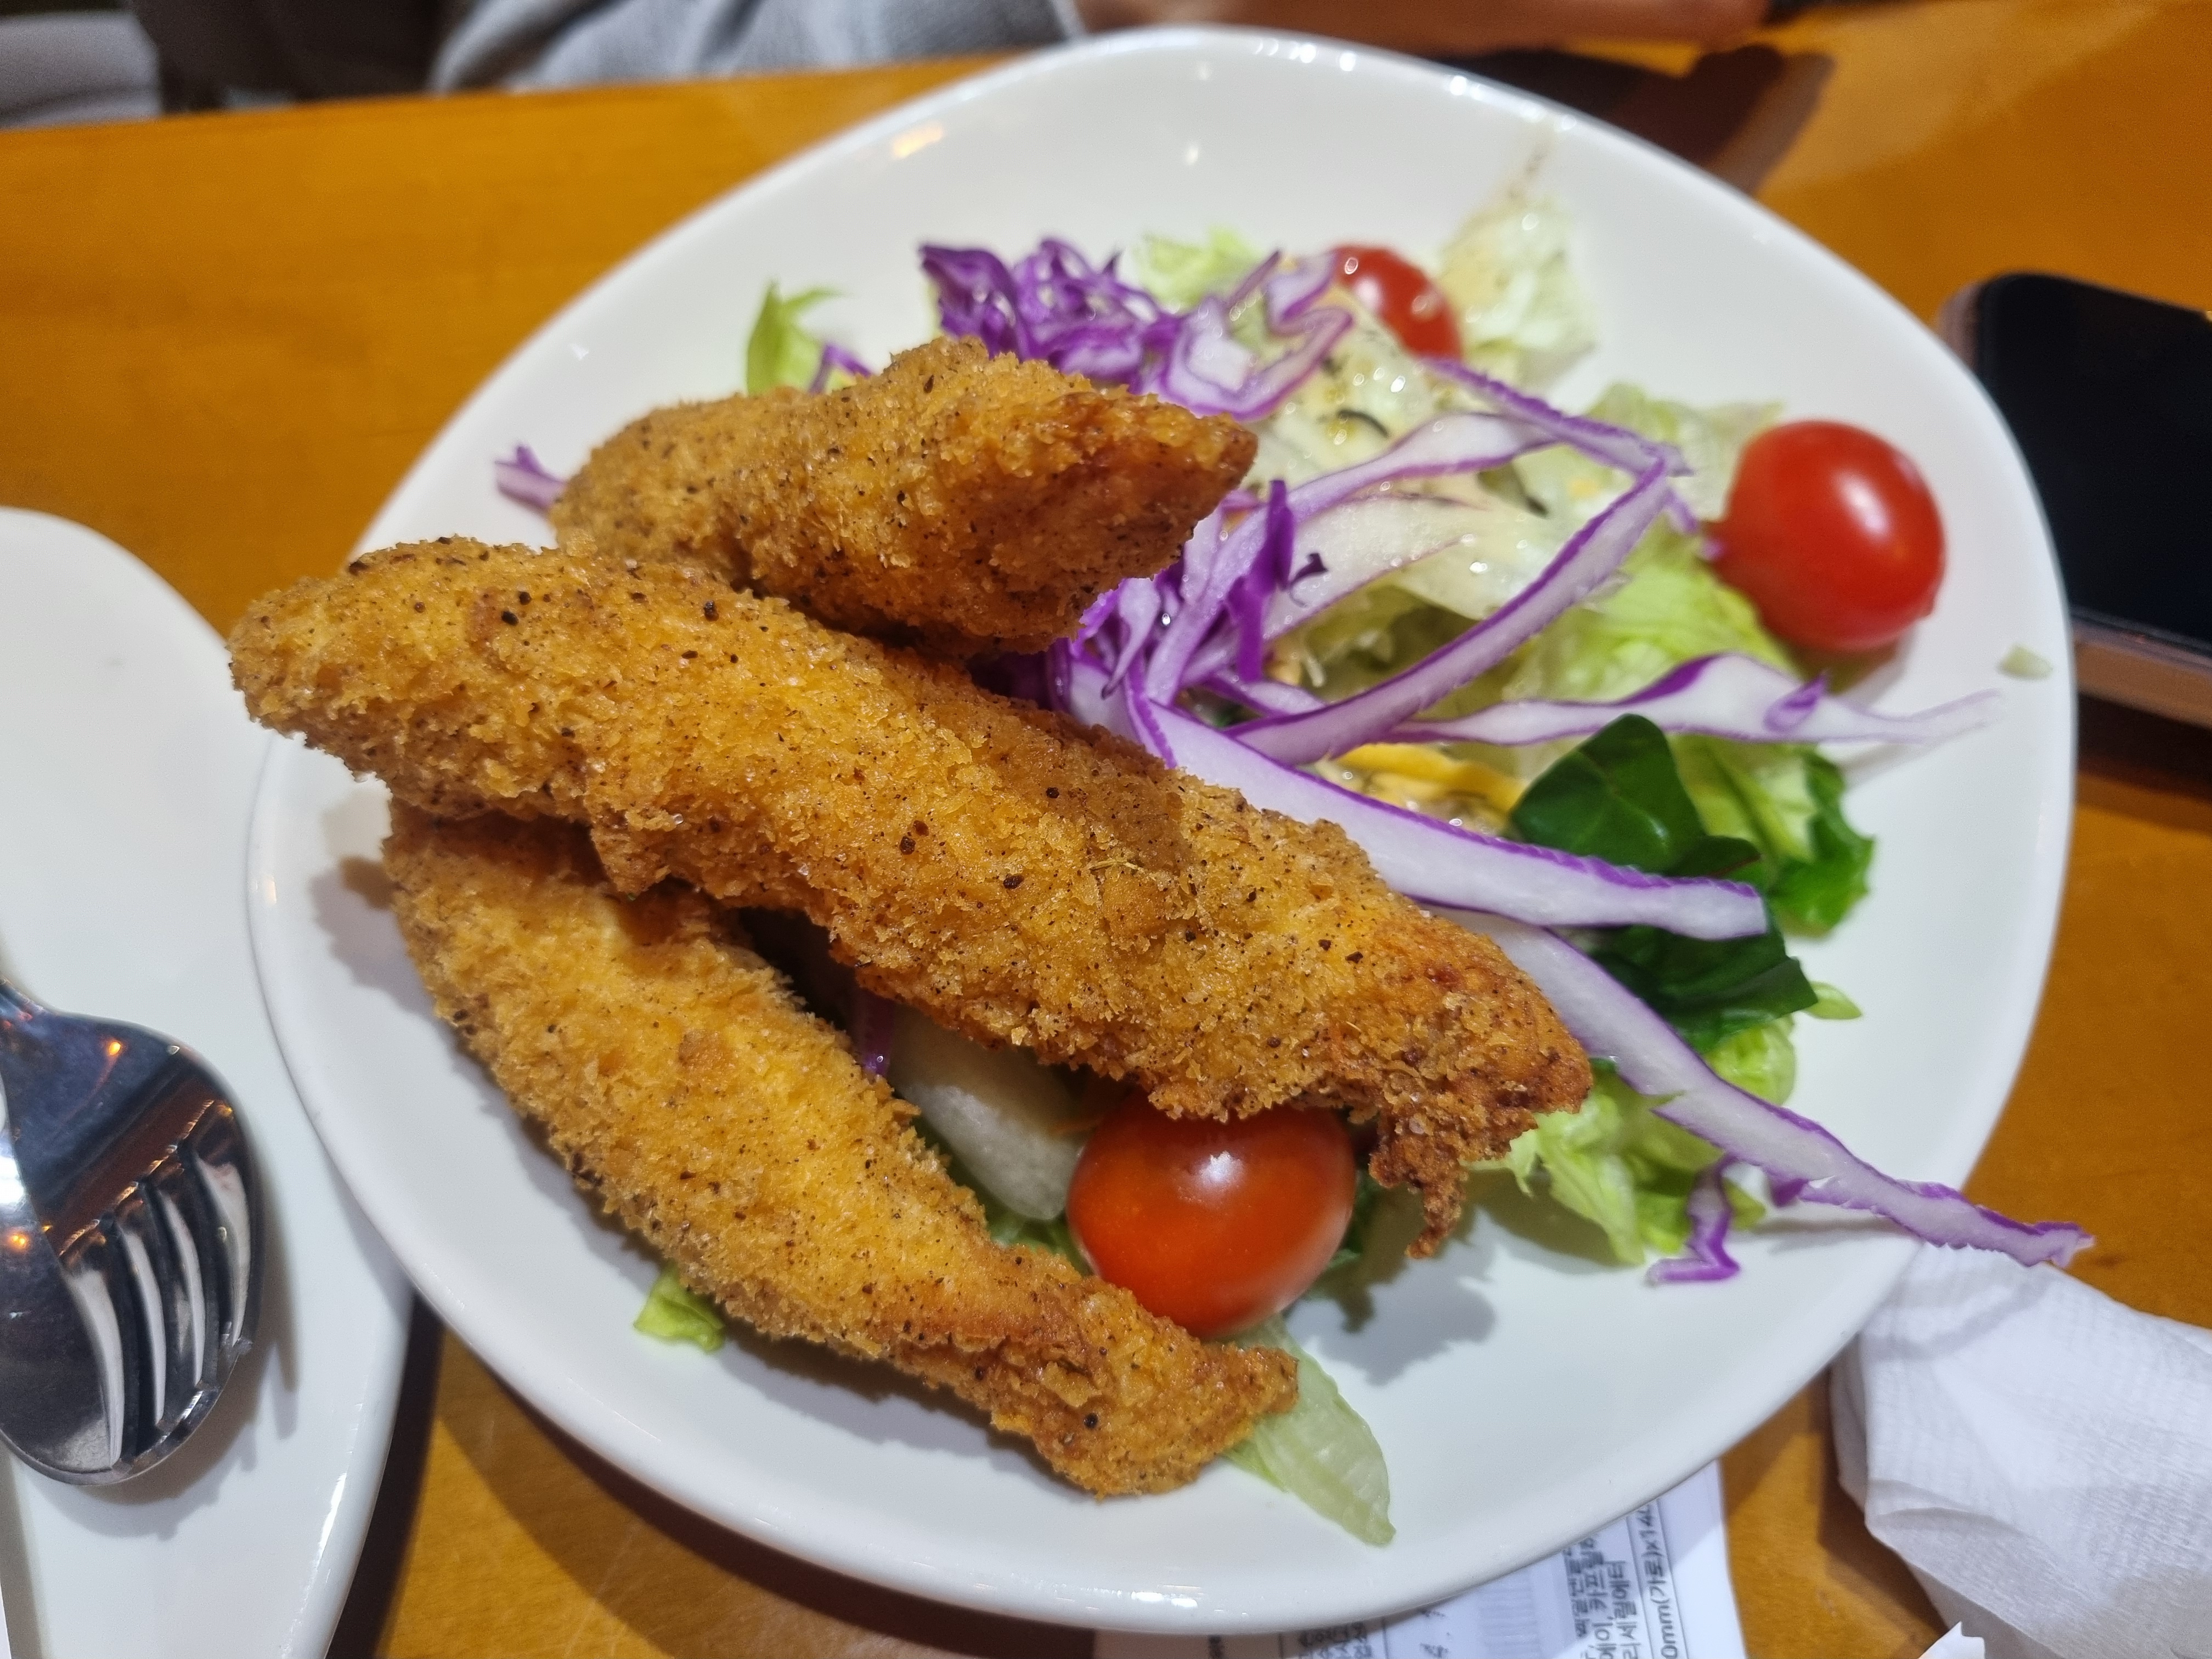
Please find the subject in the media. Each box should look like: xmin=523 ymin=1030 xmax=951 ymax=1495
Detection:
xmin=1704 ymin=1015 xmax=1798 ymax=1104
xmin=1513 ymin=383 xmax=1774 ymax=527
xmin=1503 ymin=523 xmax=1798 ymax=707
xmin=1766 ymin=753 xmax=1876 ymax=934
xmin=1436 ymin=190 xmax=1595 ymax=390
xmin=745 ymin=283 xmax=836 ymax=395
xmin=1126 ymin=227 xmax=1264 ymax=311
xmin=1225 ymin=1316 xmax=1393 ymax=1544
xmin=635 ymin=1264 xmax=725 ymax=1352
xmin=1499 ymin=1073 xmax=1765 ymax=1263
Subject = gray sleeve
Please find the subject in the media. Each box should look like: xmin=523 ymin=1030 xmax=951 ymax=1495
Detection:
xmin=433 ymin=0 xmax=1084 ymax=93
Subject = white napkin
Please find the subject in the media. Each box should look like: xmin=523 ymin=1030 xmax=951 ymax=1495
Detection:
xmin=1833 ymin=1245 xmax=2212 ymax=1659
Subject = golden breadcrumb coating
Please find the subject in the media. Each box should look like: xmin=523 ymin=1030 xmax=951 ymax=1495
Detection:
xmin=549 ymin=335 xmax=1255 ymax=656
xmin=232 ymin=541 xmax=1590 ymax=1249
xmin=383 ymin=806 xmax=1294 ymax=1494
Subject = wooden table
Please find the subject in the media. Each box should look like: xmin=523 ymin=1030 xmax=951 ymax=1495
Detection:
xmin=4 ymin=5 xmax=2207 ymax=1652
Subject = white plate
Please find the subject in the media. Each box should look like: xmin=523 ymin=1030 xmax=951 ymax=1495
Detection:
xmin=243 ymin=28 xmax=2074 ymax=1635
xmin=0 ymin=510 xmax=410 ymax=1659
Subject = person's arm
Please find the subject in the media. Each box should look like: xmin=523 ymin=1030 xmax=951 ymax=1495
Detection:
xmin=1073 ymin=0 xmax=1764 ymax=52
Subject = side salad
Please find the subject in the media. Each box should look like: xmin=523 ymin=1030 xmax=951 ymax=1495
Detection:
xmin=500 ymin=187 xmax=2085 ymax=1544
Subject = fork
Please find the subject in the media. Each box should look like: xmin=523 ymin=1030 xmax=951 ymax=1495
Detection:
xmin=0 ymin=977 xmax=261 ymax=1483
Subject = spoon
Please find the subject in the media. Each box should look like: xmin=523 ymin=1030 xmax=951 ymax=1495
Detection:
xmin=0 ymin=978 xmax=261 ymax=1483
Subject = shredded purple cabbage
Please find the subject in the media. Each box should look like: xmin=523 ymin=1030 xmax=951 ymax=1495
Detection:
xmin=1393 ymin=652 xmax=2003 ymax=748
xmin=1232 ymin=461 xmax=1677 ymax=764
xmin=494 ymin=445 xmax=566 ymax=514
xmin=807 ymin=341 xmax=874 ymax=393
xmin=1065 ymin=657 xmax=1768 ymax=939
xmin=922 ymin=238 xmax=1350 ymax=422
xmin=1647 ymin=1163 xmax=1743 ymax=1284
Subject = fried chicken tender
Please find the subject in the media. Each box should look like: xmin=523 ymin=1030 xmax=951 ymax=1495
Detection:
xmin=232 ymin=542 xmax=1590 ymax=1249
xmin=549 ymin=335 xmax=1255 ymax=656
xmin=384 ymin=805 xmax=1295 ymax=1494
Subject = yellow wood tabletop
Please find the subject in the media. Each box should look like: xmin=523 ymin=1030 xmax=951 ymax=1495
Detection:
xmin=3 ymin=5 xmax=2207 ymax=1654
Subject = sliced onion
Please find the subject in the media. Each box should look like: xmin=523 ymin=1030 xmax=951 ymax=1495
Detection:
xmin=1395 ymin=652 xmax=2004 ymax=748
xmin=1232 ymin=461 xmax=1675 ymax=764
xmin=1066 ymin=659 xmax=1766 ymax=939
xmin=1465 ymin=915 xmax=2091 ymax=1268
xmin=494 ymin=446 xmax=565 ymax=514
xmin=885 ymin=1006 xmax=1086 ymax=1220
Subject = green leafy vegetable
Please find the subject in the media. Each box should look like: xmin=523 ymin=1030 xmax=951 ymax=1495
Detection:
xmin=1496 ymin=1073 xmax=1764 ymax=1263
xmin=745 ymin=283 xmax=836 ymax=395
xmin=1503 ymin=523 xmax=1798 ymax=706
xmin=1506 ymin=714 xmax=1758 ymax=878
xmin=1126 ymin=227 xmax=1265 ymax=311
xmin=1807 ymin=981 xmax=1864 ymax=1020
xmin=1435 ymin=189 xmax=1595 ymax=390
xmin=1766 ymin=754 xmax=1876 ymax=934
xmin=1676 ymin=742 xmax=1873 ymax=934
xmin=1509 ymin=716 xmax=1815 ymax=1049
xmin=1225 ymin=1317 xmax=1393 ymax=1544
xmin=1595 ymin=920 xmax=1816 ymax=1052
xmin=635 ymin=1264 xmax=725 ymax=1352
xmin=1703 ymin=1016 xmax=1798 ymax=1104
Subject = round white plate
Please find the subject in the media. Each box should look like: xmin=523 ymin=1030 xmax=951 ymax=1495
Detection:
xmin=244 ymin=28 xmax=2073 ymax=1635
xmin=0 ymin=510 xmax=410 ymax=1659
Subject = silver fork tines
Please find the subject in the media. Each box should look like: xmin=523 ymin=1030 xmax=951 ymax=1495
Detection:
xmin=0 ymin=979 xmax=262 ymax=1483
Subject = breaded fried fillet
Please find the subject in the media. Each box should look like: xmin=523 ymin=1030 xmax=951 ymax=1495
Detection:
xmin=549 ymin=335 xmax=1255 ymax=656
xmin=232 ymin=542 xmax=1590 ymax=1249
xmin=384 ymin=805 xmax=1295 ymax=1494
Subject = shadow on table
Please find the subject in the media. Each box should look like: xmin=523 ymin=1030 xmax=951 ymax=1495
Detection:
xmin=332 ymin=1301 xmax=1088 ymax=1658
xmin=329 ymin=1297 xmax=444 ymax=1659
xmin=2078 ymin=695 xmax=2212 ymax=825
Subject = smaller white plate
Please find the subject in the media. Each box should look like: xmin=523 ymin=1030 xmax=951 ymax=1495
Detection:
xmin=0 ymin=510 xmax=410 ymax=1659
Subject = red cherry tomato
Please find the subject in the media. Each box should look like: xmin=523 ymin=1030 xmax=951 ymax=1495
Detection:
xmin=1066 ymin=1094 xmax=1357 ymax=1339
xmin=1331 ymin=245 xmax=1462 ymax=358
xmin=1710 ymin=421 xmax=1946 ymax=654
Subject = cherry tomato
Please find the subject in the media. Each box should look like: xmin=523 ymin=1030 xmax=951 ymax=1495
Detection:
xmin=1710 ymin=420 xmax=1946 ymax=654
xmin=1331 ymin=245 xmax=1462 ymax=359
xmin=1066 ymin=1093 xmax=1356 ymax=1338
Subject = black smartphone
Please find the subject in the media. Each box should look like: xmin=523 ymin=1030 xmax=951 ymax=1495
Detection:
xmin=1940 ymin=273 xmax=2212 ymax=727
